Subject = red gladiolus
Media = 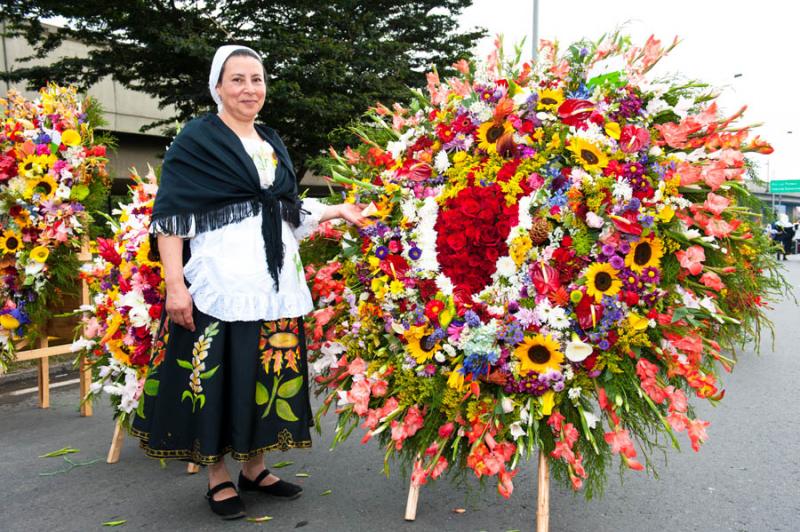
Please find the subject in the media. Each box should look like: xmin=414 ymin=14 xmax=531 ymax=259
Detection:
xmin=97 ymin=237 xmax=122 ymax=266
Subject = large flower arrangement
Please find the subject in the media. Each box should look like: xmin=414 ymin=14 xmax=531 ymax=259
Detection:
xmin=74 ymin=168 xmax=163 ymax=420
xmin=306 ymin=34 xmax=782 ymax=498
xmin=0 ymin=84 xmax=109 ymax=371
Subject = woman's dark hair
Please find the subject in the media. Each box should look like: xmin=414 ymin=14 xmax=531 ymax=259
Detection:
xmin=217 ymin=49 xmax=265 ymax=84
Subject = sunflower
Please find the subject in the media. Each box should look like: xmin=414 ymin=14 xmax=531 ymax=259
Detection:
xmin=625 ymin=238 xmax=664 ymax=273
xmin=405 ymin=325 xmax=440 ymax=364
xmin=476 ymin=120 xmax=514 ymax=153
xmin=537 ymin=88 xmax=564 ymax=111
xmin=567 ymin=138 xmax=609 ymax=173
xmin=585 ymin=262 xmax=622 ymax=302
xmin=514 ymin=333 xmax=564 ymax=375
xmin=18 ymin=154 xmax=47 ymax=178
xmin=24 ymin=174 xmax=58 ymax=200
xmin=0 ymin=230 xmax=22 ymax=254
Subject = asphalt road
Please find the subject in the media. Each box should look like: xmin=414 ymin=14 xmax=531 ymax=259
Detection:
xmin=1 ymin=259 xmax=798 ymax=532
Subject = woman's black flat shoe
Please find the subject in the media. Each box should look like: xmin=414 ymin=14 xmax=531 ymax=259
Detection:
xmin=206 ymin=481 xmax=246 ymax=520
xmin=238 ymin=469 xmax=303 ymax=500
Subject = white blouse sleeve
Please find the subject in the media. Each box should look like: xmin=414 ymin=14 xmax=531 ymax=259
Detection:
xmin=291 ymin=198 xmax=328 ymax=241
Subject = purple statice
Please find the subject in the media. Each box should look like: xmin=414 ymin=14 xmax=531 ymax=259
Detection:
xmin=638 ymin=214 xmax=655 ymax=228
xmin=610 ymin=88 xmax=643 ymax=121
xmin=548 ymin=189 xmax=568 ymax=208
xmin=464 ymin=310 xmax=481 ymax=328
xmin=430 ymin=327 xmax=446 ymax=342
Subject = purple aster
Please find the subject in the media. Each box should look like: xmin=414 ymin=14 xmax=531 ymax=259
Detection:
xmin=609 ymin=255 xmax=625 ymax=270
xmin=408 ymin=247 xmax=422 ymax=260
xmin=375 ymin=246 xmax=389 ymax=259
xmin=602 ymin=244 xmax=616 ymax=257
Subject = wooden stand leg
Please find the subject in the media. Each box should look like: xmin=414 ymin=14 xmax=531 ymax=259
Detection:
xmin=536 ymin=450 xmax=550 ymax=532
xmin=37 ymin=336 xmax=50 ymax=409
xmin=187 ymin=463 xmax=200 ymax=474
xmin=107 ymin=419 xmax=125 ymax=463
xmin=404 ymin=478 xmax=420 ymax=521
xmin=79 ymin=357 xmax=93 ymax=417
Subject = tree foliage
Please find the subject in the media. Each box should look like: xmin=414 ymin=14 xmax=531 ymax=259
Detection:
xmin=1 ymin=0 xmax=484 ymax=174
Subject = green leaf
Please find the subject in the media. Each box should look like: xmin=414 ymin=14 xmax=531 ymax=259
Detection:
xmin=275 ymin=399 xmax=298 ymax=422
xmin=272 ymin=460 xmax=294 ymax=468
xmin=181 ymin=390 xmax=193 ymax=403
xmin=70 ymin=184 xmax=90 ymax=201
xmin=143 ymin=379 xmax=159 ymax=396
xmin=320 ymin=489 xmax=332 ymax=496
xmin=294 ymin=472 xmax=310 ymax=478
xmin=102 ymin=519 xmax=127 ymax=527
xmin=246 ymin=516 xmax=273 ymax=523
xmin=39 ymin=447 xmax=80 ymax=458
xmin=255 ymin=382 xmax=269 ymax=406
xmin=277 ymin=376 xmax=303 ymax=399
xmin=176 ymin=359 xmax=194 ymax=370
xmin=199 ymin=365 xmax=219 ymax=380
xmin=197 ymin=394 xmax=205 ymax=410
xmin=135 ymin=397 xmax=146 ymax=419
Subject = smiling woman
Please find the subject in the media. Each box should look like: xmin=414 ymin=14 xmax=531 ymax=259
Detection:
xmin=128 ymin=44 xmax=367 ymax=520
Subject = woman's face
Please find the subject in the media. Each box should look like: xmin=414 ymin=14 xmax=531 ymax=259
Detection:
xmin=216 ymin=55 xmax=266 ymax=122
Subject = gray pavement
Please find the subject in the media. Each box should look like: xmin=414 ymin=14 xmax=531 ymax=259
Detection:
xmin=1 ymin=259 xmax=799 ymax=532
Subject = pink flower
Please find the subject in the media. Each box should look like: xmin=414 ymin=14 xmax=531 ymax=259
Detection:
xmin=699 ymin=271 xmax=724 ymax=291
xmin=704 ymin=217 xmax=738 ymax=238
xmin=411 ymin=460 xmax=428 ymax=487
xmin=604 ymin=429 xmax=636 ymax=458
xmin=551 ymin=441 xmax=575 ymax=462
xmin=687 ymin=418 xmax=710 ymax=451
xmin=667 ymin=412 xmax=689 ymax=433
xmin=438 ymin=422 xmax=455 ymax=439
xmin=403 ymin=405 xmax=425 ymax=437
xmin=431 ymin=456 xmax=448 ymax=479
xmin=702 ymin=192 xmax=731 ymax=215
xmin=370 ymin=378 xmax=388 ymax=397
xmin=675 ymin=245 xmax=705 ymax=275
xmin=453 ymin=59 xmax=470 ymax=75
xmin=348 ymin=379 xmax=371 ymax=416
xmin=347 ymin=357 xmax=367 ymax=377
xmin=497 ymin=468 xmax=517 ymax=499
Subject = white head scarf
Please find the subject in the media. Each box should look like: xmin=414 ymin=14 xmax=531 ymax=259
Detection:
xmin=208 ymin=44 xmax=261 ymax=113
xmin=777 ymin=213 xmax=792 ymax=228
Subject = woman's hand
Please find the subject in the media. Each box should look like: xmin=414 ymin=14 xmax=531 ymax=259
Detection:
xmin=325 ymin=203 xmax=368 ymax=227
xmin=166 ymin=282 xmax=195 ymax=332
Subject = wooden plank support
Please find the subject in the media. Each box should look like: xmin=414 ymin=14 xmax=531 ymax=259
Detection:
xmin=404 ymin=479 xmax=420 ymax=521
xmin=536 ymin=450 xmax=550 ymax=532
xmin=80 ymin=356 xmax=93 ymax=417
xmin=14 ymin=343 xmax=73 ymax=362
xmin=37 ymin=336 xmax=50 ymax=409
xmin=107 ymin=418 xmax=125 ymax=464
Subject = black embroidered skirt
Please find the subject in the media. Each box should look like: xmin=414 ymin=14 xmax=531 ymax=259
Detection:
xmin=131 ymin=308 xmax=312 ymax=464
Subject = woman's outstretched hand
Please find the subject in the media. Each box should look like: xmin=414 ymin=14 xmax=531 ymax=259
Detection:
xmin=336 ymin=202 xmax=369 ymax=227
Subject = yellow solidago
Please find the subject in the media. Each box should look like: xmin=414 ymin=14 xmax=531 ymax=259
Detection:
xmin=510 ymin=234 xmax=533 ymax=266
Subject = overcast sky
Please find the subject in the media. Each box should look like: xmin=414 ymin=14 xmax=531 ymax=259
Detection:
xmin=458 ymin=0 xmax=796 ymax=182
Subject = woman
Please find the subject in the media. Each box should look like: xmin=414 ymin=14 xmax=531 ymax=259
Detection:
xmin=773 ymin=213 xmax=795 ymax=260
xmin=131 ymin=45 xmax=365 ymax=519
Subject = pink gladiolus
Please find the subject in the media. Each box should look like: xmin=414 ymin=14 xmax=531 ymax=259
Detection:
xmin=687 ymin=418 xmax=710 ymax=451
xmin=403 ymin=405 xmax=425 ymax=437
xmin=453 ymin=59 xmax=470 ymax=75
xmin=438 ymin=422 xmax=455 ymax=439
xmin=431 ymin=456 xmax=448 ymax=479
xmin=370 ymin=378 xmax=388 ymax=397
xmin=667 ymin=412 xmax=689 ymax=433
xmin=411 ymin=460 xmax=428 ymax=486
xmin=347 ymin=357 xmax=367 ymax=376
xmin=551 ymin=440 xmax=575 ymax=463
xmin=703 ymin=192 xmax=731 ymax=215
xmin=546 ymin=411 xmax=565 ymax=432
xmin=675 ymin=245 xmax=705 ymax=275
xmin=625 ymin=457 xmax=645 ymax=471
xmin=497 ymin=468 xmax=517 ymax=499
xmin=700 ymin=271 xmax=724 ymax=291
xmin=604 ymin=429 xmax=637 ymax=458
xmin=704 ymin=217 xmax=738 ymax=238
xmin=348 ymin=379 xmax=371 ymax=416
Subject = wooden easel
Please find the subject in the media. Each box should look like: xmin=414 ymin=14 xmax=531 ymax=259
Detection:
xmin=404 ymin=449 xmax=551 ymax=532
xmin=6 ymin=242 xmax=93 ymax=416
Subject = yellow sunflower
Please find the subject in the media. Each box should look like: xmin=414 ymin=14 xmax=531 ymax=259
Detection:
xmin=567 ymin=138 xmax=609 ymax=173
xmin=585 ymin=262 xmax=622 ymax=302
xmin=476 ymin=120 xmax=514 ymax=153
xmin=24 ymin=174 xmax=58 ymax=200
xmin=0 ymin=231 xmax=22 ymax=254
xmin=537 ymin=88 xmax=564 ymax=111
xmin=625 ymin=238 xmax=664 ymax=273
xmin=17 ymin=153 xmax=56 ymax=178
xmin=405 ymin=325 xmax=440 ymax=364
xmin=514 ymin=333 xmax=564 ymax=375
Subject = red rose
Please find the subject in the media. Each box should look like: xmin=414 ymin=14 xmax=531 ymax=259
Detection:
xmin=446 ymin=232 xmax=467 ymax=251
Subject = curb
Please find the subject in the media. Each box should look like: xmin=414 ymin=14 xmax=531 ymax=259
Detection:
xmin=0 ymin=361 xmax=77 ymax=388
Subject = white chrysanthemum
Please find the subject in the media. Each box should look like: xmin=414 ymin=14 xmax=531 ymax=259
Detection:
xmin=516 ymin=194 xmax=535 ymax=232
xmin=434 ymin=273 xmax=454 ymax=296
xmin=434 ymin=150 xmax=450 ymax=173
xmin=495 ymin=256 xmax=516 ymax=278
xmin=612 ymin=180 xmax=633 ymax=202
xmin=547 ymin=307 xmax=571 ymax=330
xmin=415 ymin=197 xmax=440 ymax=272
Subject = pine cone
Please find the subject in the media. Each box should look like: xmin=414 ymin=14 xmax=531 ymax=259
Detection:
xmin=529 ymin=217 xmax=550 ymax=246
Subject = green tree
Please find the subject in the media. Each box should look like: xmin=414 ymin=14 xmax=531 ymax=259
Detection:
xmin=1 ymin=1 xmax=483 ymax=176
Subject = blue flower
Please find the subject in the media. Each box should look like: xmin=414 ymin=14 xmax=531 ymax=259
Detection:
xmin=375 ymin=246 xmax=389 ymax=259
xmin=408 ymin=247 xmax=422 ymax=260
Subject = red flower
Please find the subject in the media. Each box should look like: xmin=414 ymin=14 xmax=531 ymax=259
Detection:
xmin=557 ymin=99 xmax=596 ymax=127
xmin=618 ymin=125 xmax=651 ymax=153
xmin=97 ymin=238 xmax=122 ymax=266
xmin=424 ymin=300 xmax=445 ymax=320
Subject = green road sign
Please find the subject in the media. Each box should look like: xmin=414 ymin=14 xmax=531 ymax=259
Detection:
xmin=769 ymin=180 xmax=800 ymax=193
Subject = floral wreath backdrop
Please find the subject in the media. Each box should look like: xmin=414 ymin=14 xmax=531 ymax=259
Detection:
xmin=305 ymin=33 xmax=783 ymax=498
xmin=74 ymin=168 xmax=163 ymax=421
xmin=0 ymin=85 xmax=109 ymax=371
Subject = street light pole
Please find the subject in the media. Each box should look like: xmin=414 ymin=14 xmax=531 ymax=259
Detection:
xmin=532 ymin=0 xmax=539 ymax=61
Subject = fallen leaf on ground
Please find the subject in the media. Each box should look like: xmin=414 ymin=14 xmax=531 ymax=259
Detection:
xmin=39 ymin=447 xmax=80 ymax=458
xmin=102 ymin=519 xmax=127 ymax=526
xmin=295 ymin=473 xmax=310 ymax=478
xmin=272 ymin=461 xmax=294 ymax=468
xmin=246 ymin=516 xmax=273 ymax=523
xmin=320 ymin=489 xmax=332 ymax=496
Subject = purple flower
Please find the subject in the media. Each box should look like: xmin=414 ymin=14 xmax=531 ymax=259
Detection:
xmin=602 ymin=244 xmax=616 ymax=257
xmin=408 ymin=247 xmax=422 ymax=260
xmin=609 ymin=255 xmax=625 ymax=270
xmin=375 ymin=246 xmax=389 ymax=259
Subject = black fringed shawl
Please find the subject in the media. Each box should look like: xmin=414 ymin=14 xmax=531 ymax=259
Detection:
xmin=151 ymin=113 xmax=302 ymax=289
